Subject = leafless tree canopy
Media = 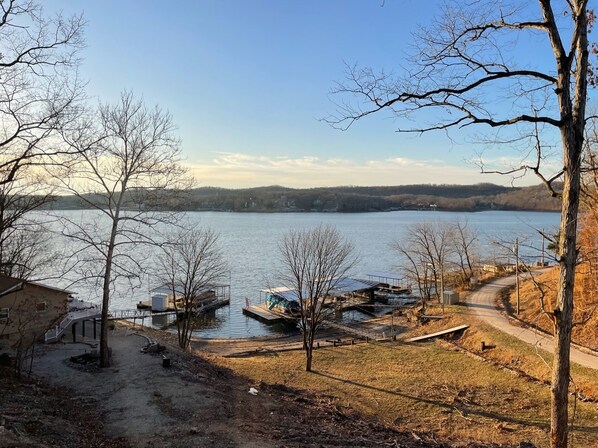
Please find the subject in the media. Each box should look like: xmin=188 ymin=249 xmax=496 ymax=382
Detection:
xmin=0 ymin=170 xmax=55 ymax=279
xmin=328 ymin=1 xmax=589 ymax=196
xmin=394 ymin=221 xmax=479 ymax=309
xmin=52 ymin=92 xmax=189 ymax=280
xmin=0 ymin=0 xmax=85 ymax=187
xmin=279 ymin=225 xmax=357 ymax=372
xmin=0 ymin=0 xmax=84 ymax=282
xmin=50 ymin=92 xmax=188 ymax=367
xmin=158 ymin=227 xmax=227 ymax=350
xmin=450 ymin=220 xmax=479 ymax=284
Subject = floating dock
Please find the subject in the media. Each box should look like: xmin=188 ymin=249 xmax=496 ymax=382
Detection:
xmin=137 ymin=298 xmax=178 ymax=312
xmin=242 ymin=304 xmax=296 ymax=324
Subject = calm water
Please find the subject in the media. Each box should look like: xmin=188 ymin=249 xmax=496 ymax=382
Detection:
xmin=55 ymin=210 xmax=560 ymax=338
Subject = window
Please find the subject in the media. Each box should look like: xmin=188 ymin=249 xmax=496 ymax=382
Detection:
xmin=36 ymin=302 xmax=47 ymax=312
xmin=0 ymin=308 xmax=8 ymax=322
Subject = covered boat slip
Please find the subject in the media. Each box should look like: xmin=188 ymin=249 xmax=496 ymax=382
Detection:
xmin=243 ymin=275 xmax=414 ymax=324
xmin=366 ymin=271 xmax=412 ymax=299
xmin=137 ymin=283 xmax=231 ymax=313
xmin=242 ymin=304 xmax=291 ymax=323
xmin=242 ymin=287 xmax=303 ymax=323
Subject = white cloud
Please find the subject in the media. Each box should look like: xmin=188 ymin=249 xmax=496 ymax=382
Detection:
xmin=186 ymin=152 xmax=542 ymax=188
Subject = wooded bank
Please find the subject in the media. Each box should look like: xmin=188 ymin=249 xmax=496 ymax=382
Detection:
xmin=43 ymin=183 xmax=561 ymax=213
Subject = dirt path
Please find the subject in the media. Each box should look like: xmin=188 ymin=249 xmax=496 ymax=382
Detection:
xmin=466 ymin=274 xmax=598 ymax=370
xmin=33 ymin=327 xmax=277 ymax=447
xmin=30 ymin=325 xmax=426 ymax=448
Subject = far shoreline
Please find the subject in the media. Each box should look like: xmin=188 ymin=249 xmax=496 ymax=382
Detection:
xmin=42 ymin=207 xmax=561 ymax=214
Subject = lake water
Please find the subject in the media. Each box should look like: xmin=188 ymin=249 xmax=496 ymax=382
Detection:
xmin=55 ymin=210 xmax=561 ymax=338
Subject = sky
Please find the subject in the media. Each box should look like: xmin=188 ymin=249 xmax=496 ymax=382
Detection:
xmin=49 ymin=0 xmax=571 ymax=189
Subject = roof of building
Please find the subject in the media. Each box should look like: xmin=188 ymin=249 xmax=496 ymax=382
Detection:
xmin=0 ymin=275 xmax=74 ymax=298
xmin=262 ymin=277 xmax=379 ymax=301
xmin=264 ymin=287 xmax=300 ymax=303
xmin=0 ymin=276 xmax=24 ymax=297
xmin=330 ymin=277 xmax=379 ymax=294
xmin=366 ymin=271 xmax=403 ymax=281
xmin=150 ymin=283 xmax=216 ymax=297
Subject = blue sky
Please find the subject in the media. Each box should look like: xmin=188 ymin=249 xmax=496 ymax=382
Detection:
xmin=50 ymin=1 xmax=568 ymax=188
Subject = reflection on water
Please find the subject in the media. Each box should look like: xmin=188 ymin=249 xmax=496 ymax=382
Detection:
xmin=52 ymin=210 xmax=560 ymax=339
xmin=191 ymin=309 xmax=300 ymax=338
xmin=151 ymin=314 xmax=171 ymax=329
xmin=147 ymin=306 xmax=301 ymax=339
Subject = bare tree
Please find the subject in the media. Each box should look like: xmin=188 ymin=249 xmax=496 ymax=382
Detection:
xmin=394 ymin=223 xmax=453 ymax=310
xmin=279 ymin=225 xmax=356 ymax=372
xmin=0 ymin=0 xmax=84 ymax=283
xmin=158 ymin=228 xmax=227 ymax=350
xmin=329 ymin=2 xmax=590 ymax=444
xmin=449 ymin=220 xmax=480 ymax=287
xmin=50 ymin=92 xmax=188 ymax=367
xmin=0 ymin=176 xmax=51 ymax=279
xmin=393 ymin=241 xmax=434 ymax=309
xmin=0 ymin=0 xmax=82 ymax=372
xmin=0 ymin=222 xmax=54 ymax=280
xmin=578 ymin=117 xmax=598 ymax=313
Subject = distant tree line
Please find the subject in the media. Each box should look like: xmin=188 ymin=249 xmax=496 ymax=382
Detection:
xmin=42 ymin=183 xmax=561 ymax=213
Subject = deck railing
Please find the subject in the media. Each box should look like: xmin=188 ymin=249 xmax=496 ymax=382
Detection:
xmin=45 ymin=301 xmax=102 ymax=343
xmin=45 ymin=296 xmax=231 ymax=341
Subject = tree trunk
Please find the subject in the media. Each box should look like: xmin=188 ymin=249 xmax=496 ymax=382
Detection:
xmin=551 ymin=131 xmax=582 ymax=447
xmin=99 ymin=277 xmax=111 ymax=367
xmin=99 ymin=219 xmax=119 ymax=368
xmin=305 ymin=346 xmax=312 ymax=372
xmin=305 ymin=327 xmax=315 ymax=372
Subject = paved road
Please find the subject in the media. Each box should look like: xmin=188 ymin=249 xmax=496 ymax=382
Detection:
xmin=467 ymin=275 xmax=598 ymax=370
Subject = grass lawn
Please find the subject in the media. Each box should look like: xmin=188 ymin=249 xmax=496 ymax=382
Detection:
xmin=211 ymin=331 xmax=598 ymax=446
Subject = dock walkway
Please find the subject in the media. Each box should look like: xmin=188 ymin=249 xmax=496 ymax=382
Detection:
xmin=404 ymin=325 xmax=469 ymax=343
xmin=321 ymin=320 xmax=384 ymax=340
xmin=113 ymin=298 xmax=230 ymax=321
xmin=242 ymin=304 xmax=295 ymax=323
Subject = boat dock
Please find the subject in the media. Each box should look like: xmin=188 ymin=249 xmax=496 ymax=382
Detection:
xmin=139 ymin=283 xmax=231 ymax=313
xmin=137 ymin=298 xmax=177 ymax=312
xmin=243 ymin=274 xmax=416 ymax=324
xmin=243 ymin=293 xmax=378 ymax=325
xmin=366 ymin=271 xmax=411 ymax=296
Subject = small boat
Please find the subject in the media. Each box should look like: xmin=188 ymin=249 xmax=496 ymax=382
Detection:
xmin=265 ymin=292 xmax=301 ymax=316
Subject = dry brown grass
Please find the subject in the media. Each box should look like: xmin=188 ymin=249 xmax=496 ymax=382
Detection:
xmin=411 ymin=304 xmax=598 ymax=399
xmin=509 ymin=268 xmax=598 ymax=350
xmin=209 ymin=318 xmax=598 ymax=447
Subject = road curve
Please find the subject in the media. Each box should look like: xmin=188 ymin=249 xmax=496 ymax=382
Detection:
xmin=466 ymin=275 xmax=598 ymax=370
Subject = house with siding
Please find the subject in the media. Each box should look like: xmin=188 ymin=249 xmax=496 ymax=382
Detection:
xmin=0 ymin=275 xmax=72 ymax=353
